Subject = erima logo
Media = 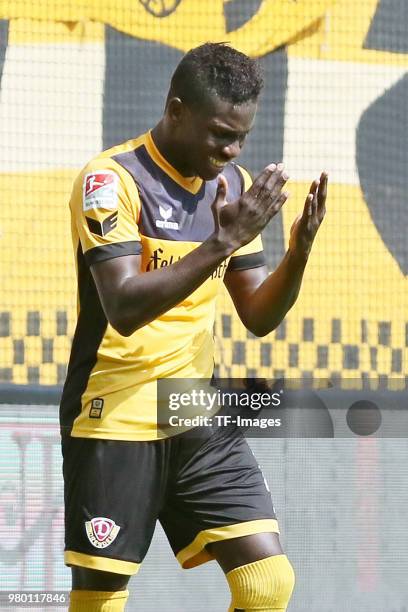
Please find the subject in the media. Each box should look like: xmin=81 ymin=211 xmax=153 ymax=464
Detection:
xmin=155 ymin=204 xmax=179 ymax=230
xmin=85 ymin=517 xmax=120 ymax=549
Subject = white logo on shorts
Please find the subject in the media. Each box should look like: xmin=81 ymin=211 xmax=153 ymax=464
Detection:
xmin=85 ymin=517 xmax=120 ymax=548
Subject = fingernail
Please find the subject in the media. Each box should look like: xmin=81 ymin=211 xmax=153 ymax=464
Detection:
xmin=277 ymin=162 xmax=284 ymax=171
xmin=267 ymin=163 xmax=277 ymax=171
xmin=282 ymin=172 xmax=289 ymax=180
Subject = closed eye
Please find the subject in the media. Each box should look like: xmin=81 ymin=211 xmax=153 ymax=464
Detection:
xmin=212 ymin=128 xmax=249 ymax=144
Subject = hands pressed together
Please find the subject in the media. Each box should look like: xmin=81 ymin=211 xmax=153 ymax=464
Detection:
xmin=212 ymin=162 xmax=328 ymax=259
xmin=288 ymin=172 xmax=328 ymax=260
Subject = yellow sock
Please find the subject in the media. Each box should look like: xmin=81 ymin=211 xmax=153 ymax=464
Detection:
xmin=226 ymin=554 xmax=295 ymax=611
xmin=69 ymin=590 xmax=129 ymax=611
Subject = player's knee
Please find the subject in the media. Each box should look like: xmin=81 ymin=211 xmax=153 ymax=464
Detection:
xmin=72 ymin=567 xmax=130 ymax=591
xmin=69 ymin=588 xmax=129 ymax=611
xmin=226 ymin=554 xmax=295 ymax=611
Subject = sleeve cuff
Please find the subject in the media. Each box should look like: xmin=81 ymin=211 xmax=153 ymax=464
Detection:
xmin=84 ymin=241 xmax=142 ymax=267
xmin=227 ymin=251 xmax=266 ymax=272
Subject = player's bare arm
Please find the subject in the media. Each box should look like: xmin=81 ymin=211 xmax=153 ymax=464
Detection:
xmin=225 ymin=172 xmax=328 ymax=336
xmin=91 ymin=164 xmax=289 ymax=336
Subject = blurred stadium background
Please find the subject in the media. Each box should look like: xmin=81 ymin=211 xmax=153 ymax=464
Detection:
xmin=0 ymin=0 xmax=407 ymax=610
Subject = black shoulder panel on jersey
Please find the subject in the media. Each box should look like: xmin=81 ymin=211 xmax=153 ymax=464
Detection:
xmin=227 ymin=251 xmax=266 ymax=271
xmin=84 ymin=241 xmax=142 ymax=267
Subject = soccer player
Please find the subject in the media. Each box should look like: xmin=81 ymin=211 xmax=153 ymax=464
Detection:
xmin=61 ymin=42 xmax=327 ymax=611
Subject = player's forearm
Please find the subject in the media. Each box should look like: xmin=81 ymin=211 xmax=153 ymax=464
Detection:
xmin=246 ymin=249 xmax=309 ymax=336
xmin=110 ymin=237 xmax=232 ymax=336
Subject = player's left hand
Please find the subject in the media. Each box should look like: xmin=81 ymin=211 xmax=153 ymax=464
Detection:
xmin=289 ymin=172 xmax=328 ymax=259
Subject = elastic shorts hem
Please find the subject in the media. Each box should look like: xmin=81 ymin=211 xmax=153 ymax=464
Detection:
xmin=68 ymin=429 xmax=163 ymax=441
xmin=64 ymin=551 xmax=140 ymax=575
xmin=176 ymin=519 xmax=280 ymax=569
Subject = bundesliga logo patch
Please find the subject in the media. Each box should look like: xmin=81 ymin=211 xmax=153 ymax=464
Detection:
xmin=85 ymin=517 xmax=120 ymax=549
xmin=83 ymin=171 xmax=119 ymax=211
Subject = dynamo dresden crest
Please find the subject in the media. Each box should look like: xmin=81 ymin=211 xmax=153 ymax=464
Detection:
xmin=85 ymin=517 xmax=120 ymax=549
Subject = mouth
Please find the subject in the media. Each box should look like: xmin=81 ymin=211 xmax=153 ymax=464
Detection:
xmin=208 ymin=157 xmax=226 ymax=169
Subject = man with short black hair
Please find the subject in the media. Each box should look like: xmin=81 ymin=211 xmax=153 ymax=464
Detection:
xmin=61 ymin=42 xmax=327 ymax=611
xmin=169 ymin=41 xmax=264 ymax=109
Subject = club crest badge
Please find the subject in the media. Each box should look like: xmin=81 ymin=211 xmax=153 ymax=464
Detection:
xmin=85 ymin=517 xmax=120 ymax=548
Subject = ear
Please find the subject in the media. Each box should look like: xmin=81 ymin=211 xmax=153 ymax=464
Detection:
xmin=166 ymin=97 xmax=188 ymax=126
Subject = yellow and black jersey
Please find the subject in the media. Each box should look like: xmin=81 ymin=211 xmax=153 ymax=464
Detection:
xmin=60 ymin=131 xmax=265 ymax=441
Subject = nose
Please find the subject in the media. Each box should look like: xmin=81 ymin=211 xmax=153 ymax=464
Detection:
xmin=221 ymin=140 xmax=241 ymax=160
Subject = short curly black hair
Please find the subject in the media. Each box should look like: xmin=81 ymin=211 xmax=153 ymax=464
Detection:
xmin=168 ymin=42 xmax=263 ymax=109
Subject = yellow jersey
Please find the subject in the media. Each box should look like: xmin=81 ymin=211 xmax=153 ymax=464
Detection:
xmin=60 ymin=131 xmax=264 ymax=440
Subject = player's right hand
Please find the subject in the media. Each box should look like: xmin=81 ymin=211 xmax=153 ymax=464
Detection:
xmin=211 ymin=163 xmax=289 ymax=252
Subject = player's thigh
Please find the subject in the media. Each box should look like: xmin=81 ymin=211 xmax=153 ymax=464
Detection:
xmin=161 ymin=425 xmax=279 ymax=569
xmin=71 ymin=567 xmax=130 ymax=591
xmin=62 ymin=435 xmax=170 ymax=579
xmin=207 ymin=531 xmax=284 ymax=574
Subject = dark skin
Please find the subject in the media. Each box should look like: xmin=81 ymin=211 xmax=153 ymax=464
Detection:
xmin=72 ymin=93 xmax=328 ymax=590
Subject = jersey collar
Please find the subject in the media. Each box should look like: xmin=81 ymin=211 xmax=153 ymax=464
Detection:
xmin=145 ymin=131 xmax=203 ymax=195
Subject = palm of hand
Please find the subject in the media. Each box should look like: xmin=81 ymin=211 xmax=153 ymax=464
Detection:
xmin=289 ymin=173 xmax=328 ymax=257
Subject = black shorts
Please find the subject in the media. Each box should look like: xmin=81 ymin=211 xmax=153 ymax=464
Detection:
xmin=62 ymin=422 xmax=279 ymax=575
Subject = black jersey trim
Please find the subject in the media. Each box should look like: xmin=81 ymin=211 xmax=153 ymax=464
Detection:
xmin=228 ymin=251 xmax=266 ymax=271
xmin=60 ymin=244 xmax=109 ymax=434
xmin=84 ymin=241 xmax=142 ymax=267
